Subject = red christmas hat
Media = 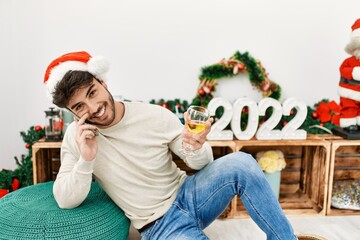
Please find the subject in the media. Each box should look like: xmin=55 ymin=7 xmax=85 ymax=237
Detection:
xmin=44 ymin=51 xmax=109 ymax=101
xmin=351 ymin=18 xmax=360 ymax=38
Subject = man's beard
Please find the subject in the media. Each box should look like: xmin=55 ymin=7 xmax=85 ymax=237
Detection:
xmin=87 ymin=93 xmax=116 ymax=127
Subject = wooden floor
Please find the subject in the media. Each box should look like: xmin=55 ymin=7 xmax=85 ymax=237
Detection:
xmin=128 ymin=215 xmax=360 ymax=239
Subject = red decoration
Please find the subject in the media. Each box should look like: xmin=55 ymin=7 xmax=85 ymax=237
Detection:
xmin=11 ymin=178 xmax=20 ymax=191
xmin=25 ymin=143 xmax=30 ymax=149
xmin=159 ymin=102 xmax=169 ymax=110
xmin=237 ymin=63 xmax=245 ymax=71
xmin=34 ymin=125 xmax=42 ymax=131
xmin=232 ymin=63 xmax=245 ymax=74
xmin=198 ymin=89 xmax=205 ymax=95
xmin=0 ymin=189 xmax=9 ymax=198
xmin=315 ymin=100 xmax=341 ymax=126
xmin=260 ymin=80 xmax=271 ymax=92
xmin=312 ymin=112 xmax=318 ymax=118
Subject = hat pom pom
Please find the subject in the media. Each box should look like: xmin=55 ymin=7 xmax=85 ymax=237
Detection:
xmin=88 ymin=56 xmax=110 ymax=77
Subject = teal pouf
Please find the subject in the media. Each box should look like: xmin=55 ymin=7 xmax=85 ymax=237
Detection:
xmin=0 ymin=181 xmax=130 ymax=239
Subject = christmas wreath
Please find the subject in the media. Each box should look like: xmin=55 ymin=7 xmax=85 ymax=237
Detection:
xmin=191 ymin=51 xmax=281 ymax=106
xmin=151 ymin=50 xmax=281 ymax=116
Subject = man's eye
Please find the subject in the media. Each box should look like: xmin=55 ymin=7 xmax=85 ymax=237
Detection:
xmin=75 ymin=104 xmax=83 ymax=112
xmin=89 ymin=90 xmax=96 ymax=97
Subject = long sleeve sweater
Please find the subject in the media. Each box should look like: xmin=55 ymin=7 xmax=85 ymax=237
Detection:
xmin=53 ymin=101 xmax=214 ymax=229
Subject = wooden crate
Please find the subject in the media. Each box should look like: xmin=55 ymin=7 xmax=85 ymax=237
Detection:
xmin=327 ymin=140 xmax=360 ymax=216
xmin=32 ymin=139 xmax=62 ymax=184
xmin=224 ymin=135 xmax=331 ymax=218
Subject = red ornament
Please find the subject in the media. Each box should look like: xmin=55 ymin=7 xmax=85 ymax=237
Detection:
xmin=290 ymin=109 xmax=295 ymax=115
xmin=161 ymin=103 xmax=169 ymax=110
xmin=319 ymin=123 xmax=324 ymax=127
xmin=25 ymin=143 xmax=30 ymax=149
xmin=34 ymin=125 xmax=42 ymax=131
xmin=282 ymin=121 xmax=288 ymax=126
xmin=198 ymin=89 xmax=205 ymax=95
xmin=260 ymin=80 xmax=270 ymax=91
xmin=0 ymin=189 xmax=9 ymax=198
xmin=312 ymin=112 xmax=318 ymax=118
xmin=11 ymin=178 xmax=20 ymax=191
xmin=238 ymin=63 xmax=245 ymax=71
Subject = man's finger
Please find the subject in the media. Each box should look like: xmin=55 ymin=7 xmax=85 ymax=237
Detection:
xmin=80 ymin=113 xmax=90 ymax=125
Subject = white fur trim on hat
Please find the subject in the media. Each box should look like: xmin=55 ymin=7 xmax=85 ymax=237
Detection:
xmin=46 ymin=61 xmax=88 ymax=100
xmin=352 ymin=28 xmax=360 ymax=38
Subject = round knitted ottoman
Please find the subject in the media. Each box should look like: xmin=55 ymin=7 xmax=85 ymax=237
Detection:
xmin=0 ymin=181 xmax=130 ymax=239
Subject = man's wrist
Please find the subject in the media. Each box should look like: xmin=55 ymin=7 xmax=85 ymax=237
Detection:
xmin=76 ymin=157 xmax=96 ymax=174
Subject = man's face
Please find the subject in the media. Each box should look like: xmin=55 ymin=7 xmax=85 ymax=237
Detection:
xmin=67 ymin=78 xmax=116 ymax=127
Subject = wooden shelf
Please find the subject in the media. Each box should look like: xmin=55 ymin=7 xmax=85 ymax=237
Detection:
xmin=31 ymin=135 xmax=359 ymax=217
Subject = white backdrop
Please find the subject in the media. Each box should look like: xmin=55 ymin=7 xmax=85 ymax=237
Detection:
xmin=1 ymin=0 xmax=359 ymax=169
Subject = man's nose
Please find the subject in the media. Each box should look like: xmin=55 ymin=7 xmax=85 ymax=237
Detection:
xmin=88 ymin=105 xmax=99 ymax=116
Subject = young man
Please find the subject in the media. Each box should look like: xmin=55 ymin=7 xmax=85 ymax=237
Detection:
xmin=44 ymin=51 xmax=298 ymax=239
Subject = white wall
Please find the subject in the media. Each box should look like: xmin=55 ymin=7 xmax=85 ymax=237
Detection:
xmin=1 ymin=0 xmax=359 ymax=169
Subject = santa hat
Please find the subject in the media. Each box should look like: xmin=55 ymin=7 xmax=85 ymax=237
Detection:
xmin=44 ymin=51 xmax=110 ymax=101
xmin=351 ymin=18 xmax=360 ymax=38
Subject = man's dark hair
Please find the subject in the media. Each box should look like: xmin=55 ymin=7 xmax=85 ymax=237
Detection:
xmin=52 ymin=71 xmax=94 ymax=108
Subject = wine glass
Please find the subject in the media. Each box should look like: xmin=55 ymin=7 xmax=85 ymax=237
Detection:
xmin=179 ymin=105 xmax=210 ymax=157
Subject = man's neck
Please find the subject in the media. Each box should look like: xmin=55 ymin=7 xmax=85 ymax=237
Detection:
xmin=114 ymin=101 xmax=125 ymax=124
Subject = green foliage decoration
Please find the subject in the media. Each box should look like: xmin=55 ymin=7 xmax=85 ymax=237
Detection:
xmin=149 ymin=98 xmax=189 ymax=114
xmin=0 ymin=125 xmax=45 ymax=193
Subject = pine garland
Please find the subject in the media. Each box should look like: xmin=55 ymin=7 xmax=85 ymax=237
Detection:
xmin=149 ymin=98 xmax=189 ymax=114
xmin=271 ymin=99 xmax=339 ymax=134
xmin=199 ymin=64 xmax=233 ymax=80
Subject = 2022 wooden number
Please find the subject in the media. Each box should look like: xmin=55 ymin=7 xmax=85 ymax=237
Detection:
xmin=206 ymin=97 xmax=307 ymax=140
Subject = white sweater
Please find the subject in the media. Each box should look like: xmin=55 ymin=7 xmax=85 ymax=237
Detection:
xmin=53 ymin=101 xmax=213 ymax=229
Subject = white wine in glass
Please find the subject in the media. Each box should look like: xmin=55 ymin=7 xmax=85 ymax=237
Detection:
xmin=186 ymin=120 xmax=207 ymax=134
xmin=180 ymin=105 xmax=210 ymax=156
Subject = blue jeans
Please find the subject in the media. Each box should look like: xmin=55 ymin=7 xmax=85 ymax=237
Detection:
xmin=141 ymin=152 xmax=297 ymax=240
